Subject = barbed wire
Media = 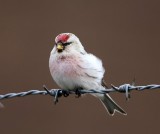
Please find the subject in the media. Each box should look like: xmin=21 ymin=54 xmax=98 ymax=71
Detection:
xmin=0 ymin=84 xmax=160 ymax=104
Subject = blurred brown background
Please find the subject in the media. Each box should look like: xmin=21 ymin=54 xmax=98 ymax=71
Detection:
xmin=0 ymin=0 xmax=160 ymax=134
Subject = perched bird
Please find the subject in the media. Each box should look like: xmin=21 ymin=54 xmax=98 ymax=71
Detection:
xmin=49 ymin=33 xmax=126 ymax=115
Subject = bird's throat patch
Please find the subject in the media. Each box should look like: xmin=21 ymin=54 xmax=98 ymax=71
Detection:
xmin=57 ymin=49 xmax=63 ymax=53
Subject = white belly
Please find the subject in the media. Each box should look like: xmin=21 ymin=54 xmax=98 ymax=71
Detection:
xmin=49 ymin=53 xmax=104 ymax=90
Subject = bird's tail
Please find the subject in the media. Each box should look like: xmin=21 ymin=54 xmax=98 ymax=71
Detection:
xmin=99 ymin=94 xmax=127 ymax=116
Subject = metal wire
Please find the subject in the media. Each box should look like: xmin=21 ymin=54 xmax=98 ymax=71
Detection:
xmin=0 ymin=84 xmax=160 ymax=103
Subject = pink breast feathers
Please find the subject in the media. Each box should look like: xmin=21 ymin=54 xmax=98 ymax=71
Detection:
xmin=56 ymin=55 xmax=83 ymax=77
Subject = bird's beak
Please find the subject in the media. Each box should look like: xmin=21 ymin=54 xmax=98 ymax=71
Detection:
xmin=57 ymin=43 xmax=64 ymax=52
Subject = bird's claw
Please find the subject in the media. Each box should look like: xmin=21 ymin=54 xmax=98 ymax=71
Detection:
xmin=75 ymin=89 xmax=82 ymax=98
xmin=62 ymin=90 xmax=70 ymax=97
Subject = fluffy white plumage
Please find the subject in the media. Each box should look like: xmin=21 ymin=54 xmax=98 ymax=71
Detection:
xmin=49 ymin=33 xmax=126 ymax=115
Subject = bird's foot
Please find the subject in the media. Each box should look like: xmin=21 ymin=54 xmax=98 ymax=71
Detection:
xmin=62 ymin=90 xmax=70 ymax=97
xmin=75 ymin=88 xmax=82 ymax=98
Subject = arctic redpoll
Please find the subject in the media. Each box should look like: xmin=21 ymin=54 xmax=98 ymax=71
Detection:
xmin=49 ymin=33 xmax=126 ymax=115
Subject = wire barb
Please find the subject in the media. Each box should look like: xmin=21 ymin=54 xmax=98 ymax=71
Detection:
xmin=43 ymin=85 xmax=62 ymax=104
xmin=0 ymin=84 xmax=160 ymax=104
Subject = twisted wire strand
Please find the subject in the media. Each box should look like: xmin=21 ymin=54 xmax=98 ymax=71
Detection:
xmin=0 ymin=90 xmax=47 ymax=99
xmin=0 ymin=84 xmax=160 ymax=103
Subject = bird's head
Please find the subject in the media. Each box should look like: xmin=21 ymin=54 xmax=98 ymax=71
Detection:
xmin=54 ymin=33 xmax=85 ymax=54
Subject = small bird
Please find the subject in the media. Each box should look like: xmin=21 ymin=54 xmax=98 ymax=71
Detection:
xmin=49 ymin=33 xmax=126 ymax=115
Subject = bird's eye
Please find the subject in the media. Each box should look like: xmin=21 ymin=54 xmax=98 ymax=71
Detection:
xmin=63 ymin=42 xmax=72 ymax=46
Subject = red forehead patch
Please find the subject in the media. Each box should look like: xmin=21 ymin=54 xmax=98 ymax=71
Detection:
xmin=56 ymin=34 xmax=69 ymax=43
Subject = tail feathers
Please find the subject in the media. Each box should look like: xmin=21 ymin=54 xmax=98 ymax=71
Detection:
xmin=99 ymin=94 xmax=127 ymax=116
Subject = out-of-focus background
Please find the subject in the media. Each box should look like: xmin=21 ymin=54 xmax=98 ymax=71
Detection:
xmin=0 ymin=0 xmax=160 ymax=134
